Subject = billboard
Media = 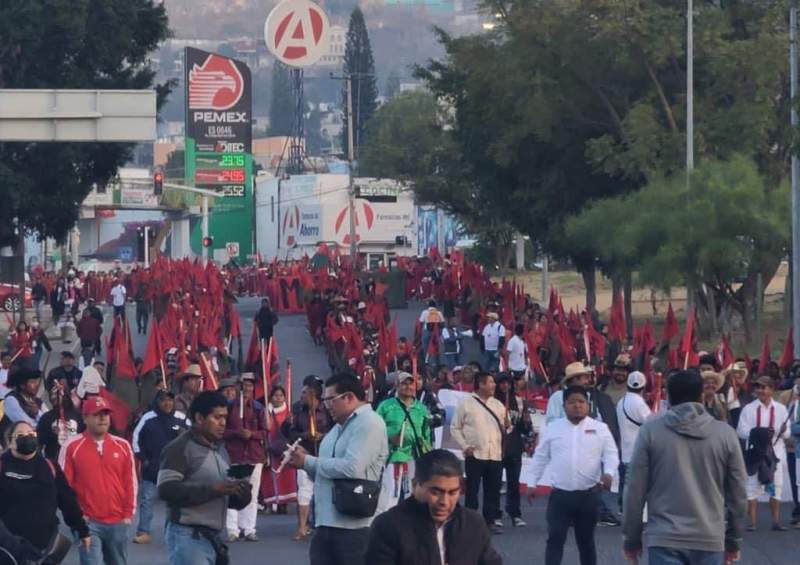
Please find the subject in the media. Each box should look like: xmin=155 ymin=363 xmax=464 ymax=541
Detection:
xmin=184 ymin=47 xmax=254 ymax=259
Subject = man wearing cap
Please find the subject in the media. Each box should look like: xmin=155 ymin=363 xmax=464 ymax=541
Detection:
xmin=545 ymin=362 xmax=592 ymax=424
xmin=736 ymin=375 xmax=791 ymax=531
xmin=529 ymin=386 xmax=618 ymax=565
xmin=60 ymin=396 xmax=137 ymax=565
xmin=616 ymin=371 xmax=651 ymax=513
xmin=223 ymin=373 xmax=267 ymax=542
xmin=131 ymin=390 xmax=189 ymax=544
xmin=601 ymin=354 xmax=632 ymax=406
xmin=46 ymin=351 xmax=82 ymax=391
xmin=174 ymin=364 xmax=202 ymax=415
xmin=480 ymin=313 xmax=505 ymax=373
xmin=376 ymin=372 xmax=432 ymax=513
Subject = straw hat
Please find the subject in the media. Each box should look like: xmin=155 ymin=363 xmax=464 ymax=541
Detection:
xmin=701 ymin=371 xmax=725 ymax=392
xmin=562 ymin=362 xmax=591 ymax=385
xmin=723 ymin=361 xmax=748 ymax=380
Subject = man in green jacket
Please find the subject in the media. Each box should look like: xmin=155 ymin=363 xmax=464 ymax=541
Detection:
xmin=376 ymin=371 xmax=432 ymax=514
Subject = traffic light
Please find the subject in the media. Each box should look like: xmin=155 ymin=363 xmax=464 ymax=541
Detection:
xmin=202 ymin=236 xmax=214 ymax=248
xmin=153 ymin=171 xmax=164 ymax=195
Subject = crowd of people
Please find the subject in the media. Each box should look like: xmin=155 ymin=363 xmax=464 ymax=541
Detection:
xmin=0 ymin=250 xmax=799 ymax=565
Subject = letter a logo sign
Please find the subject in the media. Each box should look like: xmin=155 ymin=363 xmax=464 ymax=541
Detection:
xmin=265 ymin=0 xmax=331 ymax=68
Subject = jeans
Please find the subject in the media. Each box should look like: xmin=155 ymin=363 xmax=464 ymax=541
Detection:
xmin=309 ymin=526 xmax=370 ymax=565
xmin=545 ymin=489 xmax=599 ymax=565
xmin=444 ymin=353 xmax=461 ymax=369
xmin=483 ymin=350 xmax=500 ymax=372
xmin=79 ymin=520 xmax=129 ymax=565
xmin=787 ymin=451 xmax=799 ymax=512
xmin=502 ymin=454 xmax=522 ymax=519
xmin=648 ymin=547 xmax=724 ymax=565
xmin=165 ymin=522 xmax=216 ymax=565
xmin=136 ymin=480 xmax=158 ymax=535
xmin=464 ymin=456 xmax=503 ymax=523
xmin=618 ymin=462 xmax=628 ymax=513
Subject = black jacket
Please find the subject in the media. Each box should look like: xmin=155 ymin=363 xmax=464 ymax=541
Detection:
xmin=136 ymin=409 xmax=188 ymax=483
xmin=589 ymin=389 xmax=620 ymax=448
xmin=0 ymin=451 xmax=89 ymax=550
xmin=366 ymin=497 xmax=503 ymax=565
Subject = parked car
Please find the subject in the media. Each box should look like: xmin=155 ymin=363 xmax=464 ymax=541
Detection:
xmin=0 ymin=283 xmax=32 ymax=312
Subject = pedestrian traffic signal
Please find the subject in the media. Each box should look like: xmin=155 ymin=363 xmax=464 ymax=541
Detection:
xmin=153 ymin=171 xmax=164 ymax=195
xmin=202 ymin=236 xmax=214 ymax=248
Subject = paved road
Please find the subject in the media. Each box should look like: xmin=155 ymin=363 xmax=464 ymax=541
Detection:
xmin=58 ymin=299 xmax=800 ymax=564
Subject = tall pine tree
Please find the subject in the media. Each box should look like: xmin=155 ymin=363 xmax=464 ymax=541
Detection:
xmin=341 ymin=7 xmax=378 ymax=161
xmin=269 ymin=62 xmax=294 ymax=137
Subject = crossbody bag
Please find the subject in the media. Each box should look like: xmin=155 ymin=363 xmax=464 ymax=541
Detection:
xmin=394 ymin=398 xmax=428 ymax=460
xmin=472 ymin=396 xmax=507 ymax=457
xmin=330 ymin=413 xmax=383 ymax=518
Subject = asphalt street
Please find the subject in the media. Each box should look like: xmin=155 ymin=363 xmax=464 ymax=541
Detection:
xmin=57 ymin=298 xmax=800 ymax=564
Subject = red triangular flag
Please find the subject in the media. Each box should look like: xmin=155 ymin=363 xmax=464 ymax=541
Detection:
xmin=99 ymin=388 xmax=131 ymax=433
xmin=661 ymin=303 xmax=679 ymax=344
xmin=141 ymin=317 xmax=164 ymax=376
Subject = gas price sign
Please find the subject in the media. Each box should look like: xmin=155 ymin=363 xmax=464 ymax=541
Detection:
xmin=194 ymin=152 xmax=249 ymax=197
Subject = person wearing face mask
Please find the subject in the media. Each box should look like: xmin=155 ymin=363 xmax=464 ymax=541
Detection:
xmin=0 ymin=421 xmax=91 ymax=562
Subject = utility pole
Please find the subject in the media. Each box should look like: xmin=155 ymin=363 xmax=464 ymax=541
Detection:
xmin=687 ymin=0 xmax=694 ymax=180
xmin=791 ymin=3 xmax=800 ymax=357
xmin=202 ymin=195 xmax=209 ymax=264
xmin=346 ymin=74 xmax=358 ymax=264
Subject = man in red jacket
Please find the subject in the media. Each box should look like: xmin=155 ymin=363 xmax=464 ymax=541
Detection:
xmin=223 ymin=373 xmax=267 ymax=542
xmin=59 ymin=395 xmax=137 ymax=565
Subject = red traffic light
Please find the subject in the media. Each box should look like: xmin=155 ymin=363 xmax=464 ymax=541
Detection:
xmin=153 ymin=171 xmax=164 ymax=195
xmin=202 ymin=236 xmax=214 ymax=248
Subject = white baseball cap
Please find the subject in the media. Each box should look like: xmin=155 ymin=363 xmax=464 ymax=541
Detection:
xmin=627 ymin=371 xmax=647 ymax=390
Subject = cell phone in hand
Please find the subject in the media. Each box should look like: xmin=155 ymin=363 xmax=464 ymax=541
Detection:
xmin=227 ymin=464 xmax=255 ymax=479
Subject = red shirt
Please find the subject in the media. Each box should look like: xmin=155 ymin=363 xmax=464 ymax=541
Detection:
xmin=59 ymin=432 xmax=137 ymax=524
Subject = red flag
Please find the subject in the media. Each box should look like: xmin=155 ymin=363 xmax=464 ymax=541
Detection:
xmin=112 ymin=317 xmax=137 ymax=380
xmin=779 ymin=327 xmax=795 ymax=370
xmin=679 ymin=308 xmax=698 ymax=369
xmin=716 ymin=335 xmax=734 ymax=370
xmin=254 ymin=337 xmax=280 ymax=400
xmin=759 ymin=333 xmax=771 ymax=374
xmin=246 ymin=325 xmax=260 ymax=369
xmin=661 ymin=303 xmax=679 ymax=344
xmin=98 ymin=388 xmax=131 ymax=433
xmin=141 ymin=317 xmax=165 ymax=376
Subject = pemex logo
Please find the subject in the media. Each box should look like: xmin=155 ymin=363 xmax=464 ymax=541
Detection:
xmin=188 ymin=54 xmax=245 ymax=110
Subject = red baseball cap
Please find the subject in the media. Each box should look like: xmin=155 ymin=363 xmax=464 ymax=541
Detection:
xmin=82 ymin=396 xmax=112 ymax=417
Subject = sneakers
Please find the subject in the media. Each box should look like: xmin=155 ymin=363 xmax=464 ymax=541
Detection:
xmin=132 ymin=533 xmax=151 ymax=545
xmin=226 ymin=532 xmax=240 ymax=543
xmin=244 ymin=532 xmax=259 ymax=542
xmin=771 ymin=523 xmax=789 ymax=532
xmin=512 ymin=517 xmax=527 ymax=527
xmin=598 ymin=515 xmax=621 ymax=527
xmin=493 ymin=518 xmax=504 ymax=528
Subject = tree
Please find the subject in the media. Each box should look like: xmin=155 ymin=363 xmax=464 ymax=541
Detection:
xmin=0 ymin=0 xmax=170 ymax=247
xmin=269 ymin=62 xmax=294 ymax=137
xmin=341 ymin=7 xmax=378 ymax=160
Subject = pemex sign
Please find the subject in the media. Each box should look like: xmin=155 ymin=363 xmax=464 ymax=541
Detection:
xmin=265 ymin=0 xmax=331 ymax=68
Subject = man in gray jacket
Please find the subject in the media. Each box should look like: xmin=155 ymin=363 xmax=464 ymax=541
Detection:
xmin=622 ymin=370 xmax=747 ymax=565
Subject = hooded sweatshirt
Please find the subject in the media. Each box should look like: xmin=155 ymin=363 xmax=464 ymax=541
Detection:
xmin=622 ymin=402 xmax=747 ymax=553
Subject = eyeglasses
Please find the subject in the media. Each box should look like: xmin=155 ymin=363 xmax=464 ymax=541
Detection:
xmin=321 ymin=392 xmax=348 ymax=405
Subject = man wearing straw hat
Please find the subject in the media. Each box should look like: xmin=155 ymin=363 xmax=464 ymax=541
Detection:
xmin=545 ymin=362 xmax=592 ymax=424
xmin=174 ymin=364 xmax=202 ymax=415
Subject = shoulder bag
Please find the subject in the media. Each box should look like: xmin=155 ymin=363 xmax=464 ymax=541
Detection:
xmin=330 ymin=415 xmax=383 ymax=518
xmin=472 ymin=396 xmax=507 ymax=457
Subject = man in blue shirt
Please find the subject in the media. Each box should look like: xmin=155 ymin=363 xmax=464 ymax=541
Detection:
xmin=288 ymin=373 xmax=388 ymax=565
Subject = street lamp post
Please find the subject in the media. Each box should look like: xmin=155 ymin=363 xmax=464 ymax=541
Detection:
xmin=790 ymin=4 xmax=800 ymax=357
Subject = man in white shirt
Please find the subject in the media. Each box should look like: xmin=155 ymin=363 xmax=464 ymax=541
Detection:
xmin=545 ymin=362 xmax=591 ymax=424
xmin=480 ymin=312 xmax=505 ymax=372
xmin=450 ymin=372 xmax=508 ymax=534
xmin=736 ymin=375 xmax=791 ymax=531
xmin=530 ymin=385 xmax=618 ymax=565
xmin=506 ymin=323 xmax=527 ymax=378
xmin=615 ymin=371 xmax=651 ymax=512
xmin=110 ymin=279 xmax=127 ymax=318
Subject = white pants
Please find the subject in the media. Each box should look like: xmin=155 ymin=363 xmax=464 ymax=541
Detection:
xmin=376 ymin=460 xmax=415 ymax=515
xmin=226 ymin=463 xmax=263 ymax=536
xmin=297 ymin=469 xmax=314 ymax=506
xmin=746 ymin=459 xmax=784 ymax=501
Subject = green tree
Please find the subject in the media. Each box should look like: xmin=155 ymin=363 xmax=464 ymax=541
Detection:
xmin=341 ymin=7 xmax=378 ymax=160
xmin=0 ymin=0 xmax=170 ymax=246
xmin=269 ymin=62 xmax=294 ymax=137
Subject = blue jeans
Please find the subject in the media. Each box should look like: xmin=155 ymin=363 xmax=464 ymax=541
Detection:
xmin=136 ymin=480 xmax=158 ymax=535
xmin=444 ymin=354 xmax=461 ymax=369
xmin=79 ymin=520 xmax=129 ymax=565
xmin=483 ymin=350 xmax=500 ymax=372
xmin=648 ymin=547 xmax=724 ymax=565
xmin=165 ymin=522 xmax=216 ymax=565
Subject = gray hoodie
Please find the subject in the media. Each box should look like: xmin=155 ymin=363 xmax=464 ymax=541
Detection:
xmin=622 ymin=402 xmax=747 ymax=553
